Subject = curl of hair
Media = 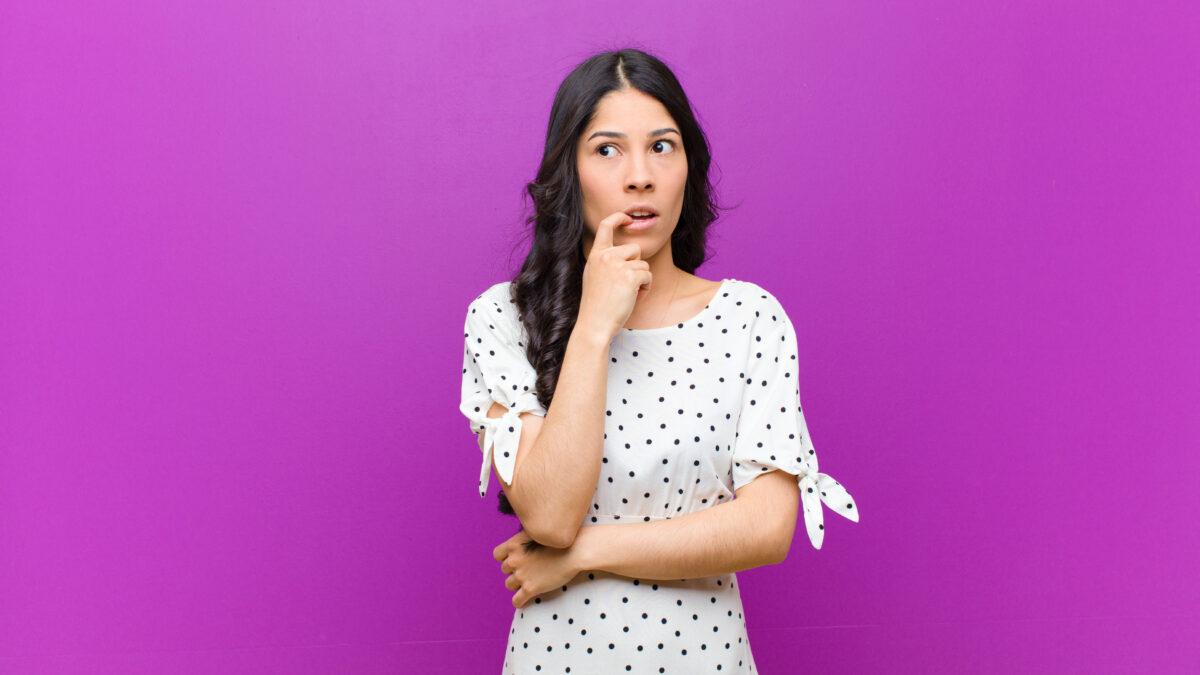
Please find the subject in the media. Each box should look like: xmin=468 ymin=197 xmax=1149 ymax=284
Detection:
xmin=494 ymin=48 xmax=736 ymax=535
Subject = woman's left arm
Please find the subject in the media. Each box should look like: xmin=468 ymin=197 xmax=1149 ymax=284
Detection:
xmin=575 ymin=469 xmax=800 ymax=579
xmin=495 ymin=469 xmax=799 ymax=607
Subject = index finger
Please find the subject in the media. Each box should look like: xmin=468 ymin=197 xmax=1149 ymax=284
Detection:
xmin=591 ymin=212 xmax=631 ymax=255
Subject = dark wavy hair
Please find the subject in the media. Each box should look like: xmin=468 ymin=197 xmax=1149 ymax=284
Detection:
xmin=496 ymin=48 xmax=734 ymax=535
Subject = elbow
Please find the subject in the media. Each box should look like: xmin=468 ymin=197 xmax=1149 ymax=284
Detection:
xmin=504 ymin=486 xmax=583 ymax=549
xmin=523 ymin=510 xmax=581 ymax=549
xmin=767 ymin=535 xmax=792 ymax=565
xmin=757 ymin=537 xmax=789 ymax=566
xmin=761 ymin=521 xmax=794 ymax=565
xmin=525 ymin=520 xmax=578 ymax=549
xmin=514 ymin=497 xmax=586 ymax=549
xmin=766 ymin=503 xmax=799 ymax=564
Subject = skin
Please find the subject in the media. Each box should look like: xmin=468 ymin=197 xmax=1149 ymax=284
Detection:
xmin=576 ymin=86 xmax=712 ymax=327
xmin=489 ymin=87 xmax=801 ymax=608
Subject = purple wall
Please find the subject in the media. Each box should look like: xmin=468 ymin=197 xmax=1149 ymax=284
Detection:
xmin=2 ymin=1 xmax=1197 ymax=672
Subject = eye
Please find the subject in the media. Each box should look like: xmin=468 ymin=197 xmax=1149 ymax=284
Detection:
xmin=597 ymin=139 xmax=681 ymax=158
xmin=652 ymin=140 xmax=676 ymax=154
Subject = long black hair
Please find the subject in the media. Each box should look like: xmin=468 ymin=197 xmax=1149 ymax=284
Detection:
xmin=498 ymin=48 xmax=734 ymax=532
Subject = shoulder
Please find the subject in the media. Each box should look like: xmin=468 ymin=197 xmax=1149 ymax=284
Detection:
xmin=466 ymin=281 xmax=520 ymax=319
xmin=464 ymin=281 xmax=524 ymax=339
xmin=468 ymin=280 xmax=515 ymax=308
xmin=729 ymin=279 xmax=789 ymax=320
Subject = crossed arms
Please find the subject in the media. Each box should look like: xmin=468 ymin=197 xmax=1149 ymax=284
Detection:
xmin=485 ymin=328 xmax=801 ymax=581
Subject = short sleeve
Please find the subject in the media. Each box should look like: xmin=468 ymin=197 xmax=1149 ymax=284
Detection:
xmin=731 ymin=296 xmax=859 ymax=549
xmin=459 ymin=286 xmax=548 ymax=498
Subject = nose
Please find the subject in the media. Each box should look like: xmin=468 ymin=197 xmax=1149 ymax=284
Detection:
xmin=625 ymin=152 xmax=653 ymax=191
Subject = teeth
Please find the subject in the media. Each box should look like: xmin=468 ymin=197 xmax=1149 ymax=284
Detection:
xmin=630 ymin=211 xmax=653 ymax=216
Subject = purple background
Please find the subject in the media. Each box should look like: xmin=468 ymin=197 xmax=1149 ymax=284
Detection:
xmin=2 ymin=1 xmax=1197 ymax=673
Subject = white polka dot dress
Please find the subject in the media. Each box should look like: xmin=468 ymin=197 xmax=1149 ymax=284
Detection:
xmin=460 ymin=278 xmax=859 ymax=674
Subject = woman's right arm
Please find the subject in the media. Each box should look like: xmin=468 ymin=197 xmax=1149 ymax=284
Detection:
xmin=490 ymin=324 xmax=611 ymax=549
xmin=493 ymin=212 xmax=646 ymax=549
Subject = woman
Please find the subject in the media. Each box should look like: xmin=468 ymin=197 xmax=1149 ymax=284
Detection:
xmin=459 ymin=48 xmax=859 ymax=674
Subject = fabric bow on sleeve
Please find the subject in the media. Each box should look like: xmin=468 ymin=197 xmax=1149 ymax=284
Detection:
xmin=459 ymin=285 xmax=547 ymax=498
xmin=794 ymin=461 xmax=859 ymax=550
xmin=474 ymin=395 xmax=544 ymax=498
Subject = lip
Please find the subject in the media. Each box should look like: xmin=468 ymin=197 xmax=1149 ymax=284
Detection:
xmin=623 ymin=214 xmax=659 ymax=231
xmin=624 ymin=203 xmax=658 ymax=215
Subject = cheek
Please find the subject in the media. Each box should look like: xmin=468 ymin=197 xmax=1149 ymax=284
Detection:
xmin=669 ymin=166 xmax=689 ymax=206
xmin=578 ymin=173 xmax=613 ymax=228
xmin=576 ymin=169 xmax=599 ymax=206
xmin=577 ymin=157 xmax=601 ymax=186
xmin=666 ymin=155 xmax=687 ymax=181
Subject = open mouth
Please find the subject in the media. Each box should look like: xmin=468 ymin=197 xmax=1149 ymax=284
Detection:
xmin=625 ymin=205 xmax=659 ymax=224
xmin=624 ymin=214 xmax=659 ymax=230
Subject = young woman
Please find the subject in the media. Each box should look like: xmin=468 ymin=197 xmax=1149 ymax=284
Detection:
xmin=459 ymin=48 xmax=859 ymax=674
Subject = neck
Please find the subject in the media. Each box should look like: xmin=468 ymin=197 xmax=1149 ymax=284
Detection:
xmin=628 ymin=265 xmax=683 ymax=326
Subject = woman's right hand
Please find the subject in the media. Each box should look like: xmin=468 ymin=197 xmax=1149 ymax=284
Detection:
xmin=577 ymin=211 xmax=654 ymax=344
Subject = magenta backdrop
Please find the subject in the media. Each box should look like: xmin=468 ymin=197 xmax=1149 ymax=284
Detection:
xmin=2 ymin=1 xmax=1197 ymax=673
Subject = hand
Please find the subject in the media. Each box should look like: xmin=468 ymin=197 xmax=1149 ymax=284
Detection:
xmin=578 ymin=211 xmax=653 ymax=343
xmin=492 ymin=529 xmax=584 ymax=609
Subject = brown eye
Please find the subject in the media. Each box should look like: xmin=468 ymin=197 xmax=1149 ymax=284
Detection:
xmin=597 ymin=144 xmax=616 ymax=157
xmin=653 ymin=140 xmax=676 ymax=154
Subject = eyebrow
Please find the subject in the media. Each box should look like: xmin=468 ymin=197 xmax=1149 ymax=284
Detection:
xmin=586 ymin=127 xmax=681 ymax=142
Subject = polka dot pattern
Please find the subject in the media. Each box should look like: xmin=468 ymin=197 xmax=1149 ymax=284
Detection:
xmin=460 ymin=278 xmax=859 ymax=672
xmin=727 ymin=286 xmax=860 ymax=550
xmin=460 ymin=288 xmax=549 ymax=496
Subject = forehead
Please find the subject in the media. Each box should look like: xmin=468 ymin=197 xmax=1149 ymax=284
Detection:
xmin=584 ymin=88 xmax=677 ymax=132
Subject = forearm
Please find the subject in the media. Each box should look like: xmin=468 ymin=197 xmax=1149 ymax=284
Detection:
xmin=506 ymin=327 xmax=609 ymax=546
xmin=571 ymin=497 xmax=785 ymax=580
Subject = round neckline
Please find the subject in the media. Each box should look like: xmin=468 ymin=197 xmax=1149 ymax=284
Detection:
xmin=622 ymin=278 xmax=733 ymax=334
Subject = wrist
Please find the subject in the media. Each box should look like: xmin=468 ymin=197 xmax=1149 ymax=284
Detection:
xmin=570 ymin=525 xmax=605 ymax=574
xmin=569 ymin=323 xmax=612 ymax=352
